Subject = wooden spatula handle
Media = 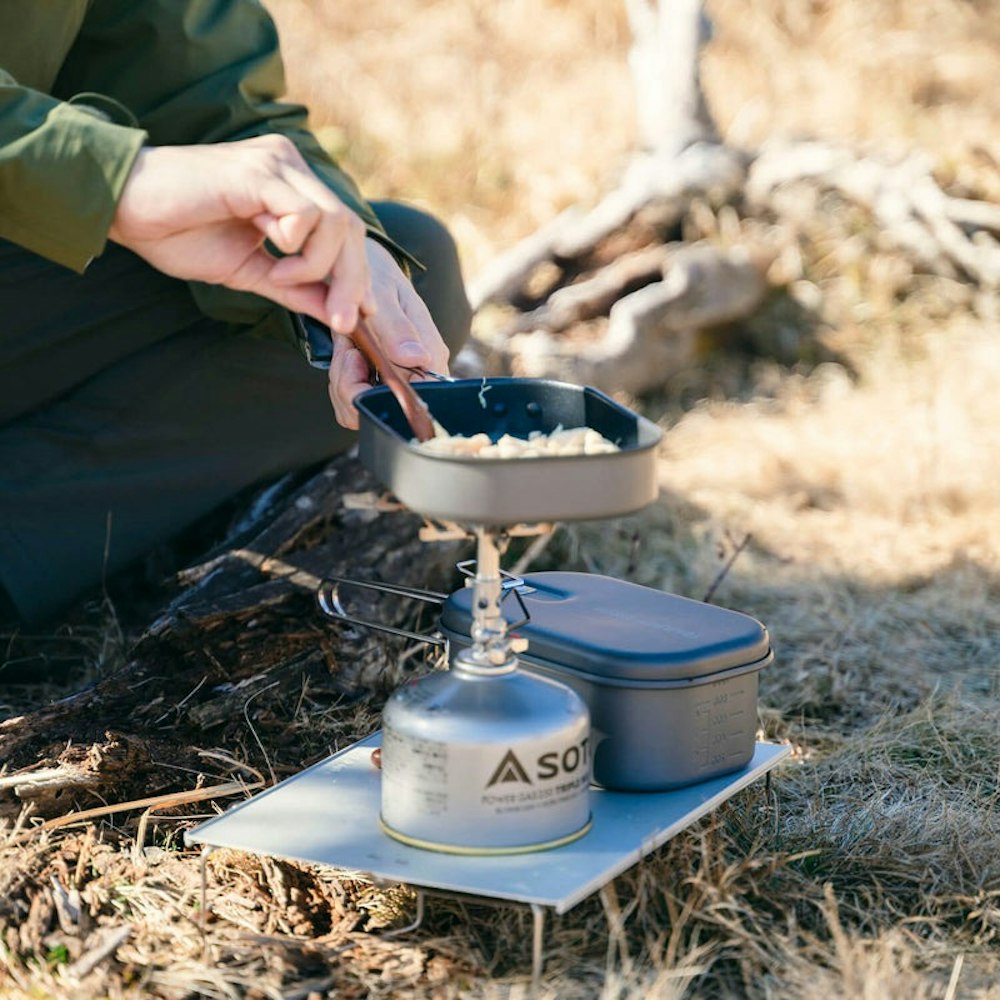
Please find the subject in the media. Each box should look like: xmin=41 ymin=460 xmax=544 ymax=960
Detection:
xmin=351 ymin=317 xmax=436 ymax=442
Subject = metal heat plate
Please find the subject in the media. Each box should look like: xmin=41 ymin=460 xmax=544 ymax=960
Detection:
xmin=185 ymin=734 xmax=790 ymax=915
xmin=355 ymin=378 xmax=663 ymax=525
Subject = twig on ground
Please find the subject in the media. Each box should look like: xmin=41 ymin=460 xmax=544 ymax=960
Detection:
xmin=702 ymin=532 xmax=752 ymax=604
xmin=242 ymin=681 xmax=281 ymax=788
xmin=23 ymin=764 xmax=264 ymax=840
xmin=153 ymin=673 xmax=207 ymax=726
xmin=65 ymin=925 xmax=132 ymax=980
xmin=944 ymin=954 xmax=965 ymax=1000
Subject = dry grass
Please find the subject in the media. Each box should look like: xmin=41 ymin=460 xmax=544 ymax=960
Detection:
xmin=266 ymin=0 xmax=1000 ymax=274
xmin=2 ymin=0 xmax=1000 ymax=997
xmin=704 ymin=0 xmax=1000 ymax=201
xmin=563 ymin=315 xmax=1000 ymax=727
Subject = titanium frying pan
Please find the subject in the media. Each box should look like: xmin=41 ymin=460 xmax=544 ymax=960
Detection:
xmin=354 ymin=377 xmax=662 ymax=526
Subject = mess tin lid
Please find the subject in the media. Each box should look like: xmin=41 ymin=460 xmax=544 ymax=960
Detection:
xmin=439 ymin=572 xmax=771 ymax=683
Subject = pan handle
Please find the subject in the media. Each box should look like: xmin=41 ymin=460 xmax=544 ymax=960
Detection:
xmin=317 ymin=575 xmax=447 ymax=648
xmin=292 ymin=312 xmax=335 ymax=369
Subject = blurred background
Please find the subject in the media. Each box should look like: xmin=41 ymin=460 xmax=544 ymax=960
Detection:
xmin=263 ymin=0 xmax=1000 ymax=279
xmin=1 ymin=6 xmax=998 ymax=997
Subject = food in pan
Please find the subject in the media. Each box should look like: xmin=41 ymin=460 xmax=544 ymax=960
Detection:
xmin=414 ymin=425 xmax=620 ymax=459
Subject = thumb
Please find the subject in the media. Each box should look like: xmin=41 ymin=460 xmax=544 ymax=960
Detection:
xmin=253 ymin=210 xmax=315 ymax=256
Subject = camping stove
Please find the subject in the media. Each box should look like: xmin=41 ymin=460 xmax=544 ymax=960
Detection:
xmin=324 ymin=377 xmax=662 ymax=854
xmin=187 ymin=383 xmax=788 ymax=987
xmin=378 ymin=526 xmax=592 ymax=853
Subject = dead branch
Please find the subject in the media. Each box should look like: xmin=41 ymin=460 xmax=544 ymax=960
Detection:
xmin=469 ymin=0 xmax=732 ymax=318
xmin=702 ymin=532 xmax=753 ymax=604
xmin=471 ymin=143 xmax=746 ymax=315
xmin=66 ymin=925 xmax=133 ymax=980
xmin=504 ymin=244 xmax=673 ymax=335
xmin=747 ymin=140 xmax=1000 ymax=288
xmin=0 ymin=767 xmax=99 ymax=800
xmin=31 ymin=774 xmax=264 ymax=836
xmin=466 ymin=207 xmax=584 ymax=312
xmin=504 ymin=243 xmax=768 ymax=395
xmin=0 ymin=732 xmax=152 ymax=819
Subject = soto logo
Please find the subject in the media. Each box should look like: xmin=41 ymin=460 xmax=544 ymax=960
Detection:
xmin=484 ymin=738 xmax=590 ymax=788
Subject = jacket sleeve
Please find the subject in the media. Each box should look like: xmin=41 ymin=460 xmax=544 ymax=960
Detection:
xmin=49 ymin=0 xmax=419 ymax=327
xmin=53 ymin=0 xmax=417 ymax=272
xmin=0 ymin=72 xmax=146 ymax=272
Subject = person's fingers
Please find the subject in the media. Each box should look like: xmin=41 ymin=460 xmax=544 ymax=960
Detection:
xmin=363 ymin=240 xmax=450 ymax=376
xmin=243 ymin=177 xmax=319 ymax=248
xmin=112 ymin=137 xmax=380 ymax=358
xmin=399 ymin=286 xmax=451 ymax=375
xmin=261 ymin=275 xmax=331 ymax=321
xmin=246 ymin=156 xmax=373 ymax=331
xmin=272 ymin=206 xmax=319 ymax=256
xmin=218 ymin=238 xmax=335 ymax=322
xmin=274 ymin=158 xmax=381 ymax=326
xmin=259 ymin=219 xmax=374 ymax=336
xmin=327 ymin=332 xmax=371 ymax=429
xmin=369 ymin=279 xmax=449 ymax=377
xmin=364 ymin=300 xmax=432 ymax=375
xmin=265 ymin=198 xmax=362 ymax=285
xmin=322 ymin=229 xmax=375 ymax=334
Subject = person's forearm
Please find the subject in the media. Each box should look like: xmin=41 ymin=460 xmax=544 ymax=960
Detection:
xmin=47 ymin=0 xmax=418 ymax=275
xmin=108 ymin=136 xmax=376 ymax=334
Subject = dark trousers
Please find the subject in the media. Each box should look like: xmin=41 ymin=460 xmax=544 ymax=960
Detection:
xmin=0 ymin=203 xmax=472 ymax=624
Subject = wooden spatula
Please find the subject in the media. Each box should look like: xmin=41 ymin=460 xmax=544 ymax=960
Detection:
xmin=351 ymin=317 xmax=436 ymax=443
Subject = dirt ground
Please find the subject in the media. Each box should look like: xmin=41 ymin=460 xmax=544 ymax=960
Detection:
xmin=1 ymin=1 xmax=998 ymax=998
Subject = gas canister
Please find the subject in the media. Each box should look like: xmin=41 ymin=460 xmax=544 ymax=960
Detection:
xmin=379 ymin=647 xmax=592 ymax=854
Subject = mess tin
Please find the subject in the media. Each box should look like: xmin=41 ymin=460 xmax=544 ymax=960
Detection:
xmin=354 ymin=377 xmax=663 ymax=525
xmin=439 ymin=572 xmax=772 ymax=791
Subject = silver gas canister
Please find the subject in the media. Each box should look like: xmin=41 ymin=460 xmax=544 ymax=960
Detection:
xmin=379 ymin=646 xmax=593 ymax=854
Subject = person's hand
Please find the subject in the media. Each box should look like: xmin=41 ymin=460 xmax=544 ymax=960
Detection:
xmin=327 ymin=239 xmax=451 ymax=429
xmin=109 ymin=135 xmax=375 ymax=335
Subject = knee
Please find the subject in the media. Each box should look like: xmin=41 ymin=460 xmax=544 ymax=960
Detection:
xmin=374 ymin=202 xmax=456 ymax=269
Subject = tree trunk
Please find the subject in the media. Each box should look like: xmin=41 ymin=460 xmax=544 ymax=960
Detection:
xmin=626 ymin=0 xmax=718 ymax=154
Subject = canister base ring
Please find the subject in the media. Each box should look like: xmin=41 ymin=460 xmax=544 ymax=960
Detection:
xmin=379 ymin=814 xmax=593 ymax=856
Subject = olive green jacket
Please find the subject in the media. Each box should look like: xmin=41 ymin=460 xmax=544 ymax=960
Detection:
xmin=0 ymin=0 xmax=406 ymax=326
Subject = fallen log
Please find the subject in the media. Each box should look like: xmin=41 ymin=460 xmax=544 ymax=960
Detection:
xmin=0 ymin=453 xmax=469 ymax=772
xmin=147 ymin=453 xmax=466 ymax=640
xmin=502 ymin=243 xmax=768 ymax=395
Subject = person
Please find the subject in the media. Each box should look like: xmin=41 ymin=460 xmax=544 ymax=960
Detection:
xmin=0 ymin=1 xmax=473 ymax=625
